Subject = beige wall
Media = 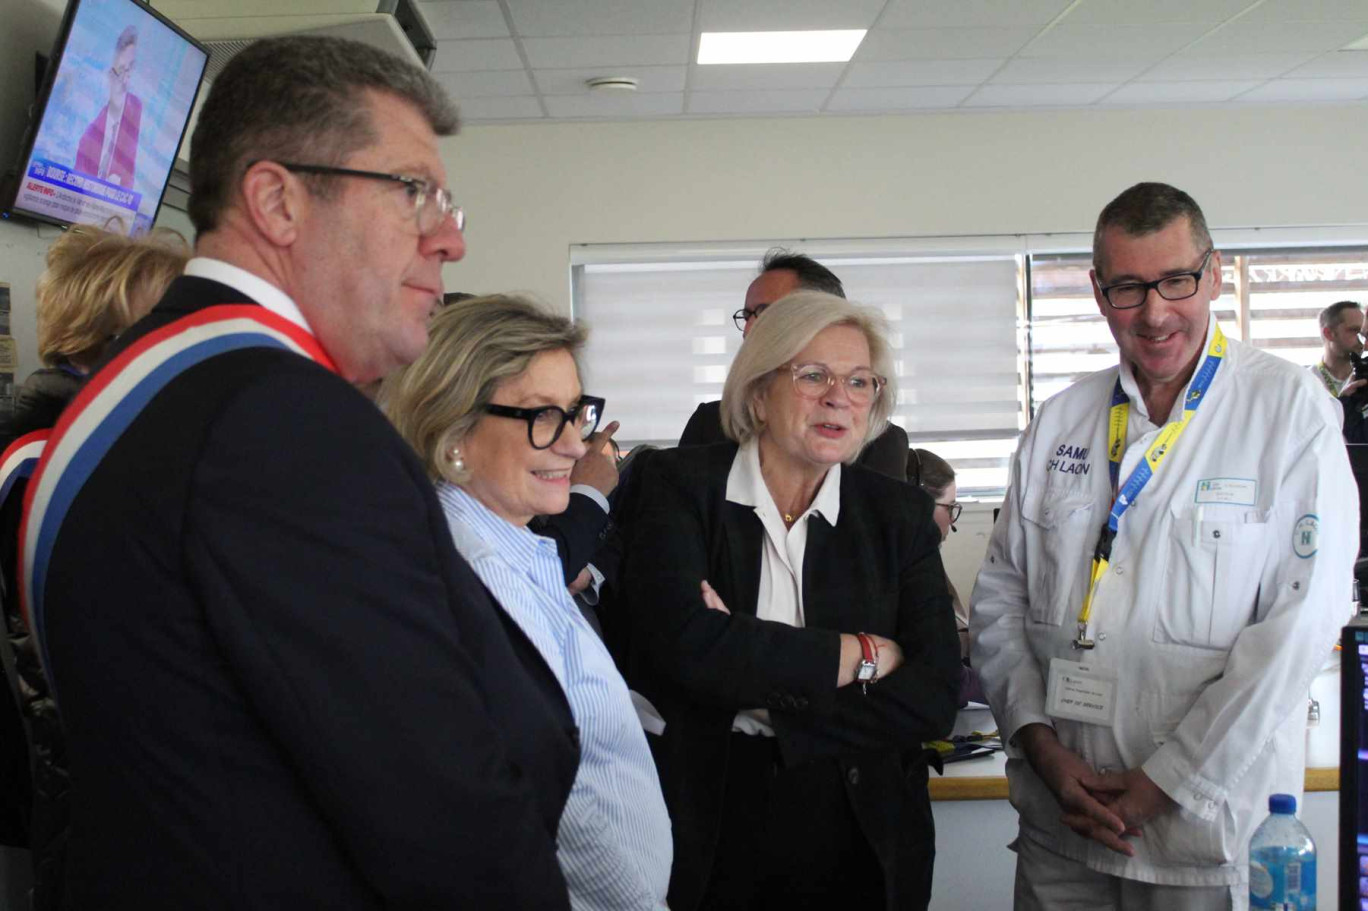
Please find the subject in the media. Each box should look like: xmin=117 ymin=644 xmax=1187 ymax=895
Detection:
xmin=443 ymin=102 xmax=1368 ymax=314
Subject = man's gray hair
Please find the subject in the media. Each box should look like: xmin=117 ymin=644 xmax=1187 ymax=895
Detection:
xmin=188 ymin=35 xmax=459 ymax=234
xmin=1092 ymin=182 xmax=1213 ymax=278
xmin=720 ymin=290 xmax=895 ymax=457
xmin=1319 ymin=300 xmax=1362 ymax=332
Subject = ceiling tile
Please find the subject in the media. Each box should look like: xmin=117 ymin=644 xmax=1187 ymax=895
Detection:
xmin=843 ymin=59 xmax=1002 ymax=87
xmin=856 ymin=27 xmax=1039 ymax=60
xmin=1103 ymin=80 xmax=1263 ymax=103
xmin=1240 ymin=0 xmax=1368 ymax=24
xmin=505 ymin=0 xmax=694 ymax=37
xmin=879 ymin=0 xmax=1075 ymax=29
xmin=456 ymin=96 xmax=545 ymax=121
xmin=686 ymin=89 xmax=830 ymax=114
xmin=533 ymin=66 xmax=687 ymax=95
xmin=543 ymin=92 xmax=686 ymax=118
xmin=1236 ymin=77 xmax=1368 ymax=102
xmin=1018 ymin=23 xmax=1209 ymax=59
xmin=1058 ymin=0 xmax=1253 ymax=25
xmin=522 ymin=34 xmax=691 ymax=68
xmin=432 ymin=39 xmax=525 ymax=73
xmin=962 ymin=83 xmax=1118 ymax=106
xmin=419 ymin=2 xmax=510 ymax=40
xmin=691 ymin=63 xmax=847 ymax=91
xmin=1192 ymin=20 xmax=1368 ymax=54
xmin=434 ymin=69 xmax=535 ymax=98
xmin=990 ymin=58 xmax=1147 ymax=84
xmin=824 ymin=85 xmax=977 ymax=111
xmin=697 ymin=0 xmax=885 ymax=32
xmin=1287 ymin=51 xmax=1368 ymax=77
xmin=1137 ymin=52 xmax=1317 ymax=81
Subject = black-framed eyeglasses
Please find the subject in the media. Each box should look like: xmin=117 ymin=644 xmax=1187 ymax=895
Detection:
xmin=270 ymin=162 xmax=465 ymax=237
xmin=483 ymin=395 xmax=605 ymax=450
xmin=936 ymin=501 xmax=963 ymax=524
xmin=731 ymin=304 xmax=770 ymax=332
xmin=1098 ymin=248 xmax=1213 ymax=310
xmin=787 ymin=363 xmax=884 ymax=405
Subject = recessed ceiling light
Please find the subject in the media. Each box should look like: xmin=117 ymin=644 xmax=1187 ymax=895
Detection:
xmin=697 ymin=30 xmax=867 ymax=65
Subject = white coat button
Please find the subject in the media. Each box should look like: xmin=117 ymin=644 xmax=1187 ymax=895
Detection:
xmin=1114 ymin=565 xmax=1124 ymax=575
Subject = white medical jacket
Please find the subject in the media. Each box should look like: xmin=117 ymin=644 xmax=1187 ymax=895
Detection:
xmin=970 ymin=316 xmax=1357 ymax=885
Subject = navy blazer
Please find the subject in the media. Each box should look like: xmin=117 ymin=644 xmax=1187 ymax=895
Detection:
xmin=620 ymin=441 xmax=960 ymax=911
xmin=41 ymin=277 xmax=578 ymax=910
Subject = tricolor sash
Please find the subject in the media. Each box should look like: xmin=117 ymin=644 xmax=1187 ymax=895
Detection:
xmin=19 ymin=305 xmax=335 ymax=673
xmin=0 ymin=431 xmax=50 ymax=511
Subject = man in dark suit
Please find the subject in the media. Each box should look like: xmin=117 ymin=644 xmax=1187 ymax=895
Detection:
xmin=23 ymin=37 xmax=577 ymax=909
xmin=678 ymin=249 xmax=910 ymax=479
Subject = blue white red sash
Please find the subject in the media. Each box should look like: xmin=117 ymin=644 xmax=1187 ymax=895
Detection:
xmin=19 ymin=305 xmax=335 ymax=672
xmin=0 ymin=430 xmax=49 ymax=510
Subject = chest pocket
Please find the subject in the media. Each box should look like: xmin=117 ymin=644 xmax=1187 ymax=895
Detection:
xmin=1019 ymin=493 xmax=1096 ymax=628
xmin=1157 ymin=506 xmax=1270 ymax=651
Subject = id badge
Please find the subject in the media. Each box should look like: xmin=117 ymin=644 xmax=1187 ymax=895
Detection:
xmin=1046 ymin=658 xmax=1118 ymax=727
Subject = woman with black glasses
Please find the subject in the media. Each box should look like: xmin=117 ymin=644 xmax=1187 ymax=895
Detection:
xmin=380 ymin=294 xmax=672 ymax=911
xmin=908 ymin=448 xmax=967 ymax=658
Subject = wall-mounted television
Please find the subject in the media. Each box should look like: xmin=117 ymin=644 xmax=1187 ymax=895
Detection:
xmin=2 ymin=0 xmax=208 ymax=237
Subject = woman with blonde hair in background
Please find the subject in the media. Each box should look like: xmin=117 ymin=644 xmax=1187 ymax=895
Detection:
xmin=0 ymin=223 xmax=188 ymax=911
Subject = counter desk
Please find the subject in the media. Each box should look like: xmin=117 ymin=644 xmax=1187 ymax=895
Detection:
xmin=926 ymin=662 xmax=1341 ymax=910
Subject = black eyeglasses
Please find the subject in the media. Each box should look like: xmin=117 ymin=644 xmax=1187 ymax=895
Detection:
xmin=731 ymin=304 xmax=770 ymax=332
xmin=1098 ymin=248 xmax=1213 ymax=310
xmin=269 ymin=162 xmax=465 ymax=236
xmin=483 ymin=395 xmax=605 ymax=450
xmin=936 ymin=501 xmax=963 ymax=524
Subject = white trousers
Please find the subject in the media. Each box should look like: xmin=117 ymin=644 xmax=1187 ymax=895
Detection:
xmin=1013 ymin=834 xmax=1240 ymax=911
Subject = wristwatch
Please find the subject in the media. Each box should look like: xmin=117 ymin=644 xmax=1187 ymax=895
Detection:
xmin=855 ymin=632 xmax=879 ymax=695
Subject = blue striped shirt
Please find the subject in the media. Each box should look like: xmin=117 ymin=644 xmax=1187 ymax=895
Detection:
xmin=438 ymin=483 xmax=672 ymax=911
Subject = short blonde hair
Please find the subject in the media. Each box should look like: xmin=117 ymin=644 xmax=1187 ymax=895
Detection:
xmin=720 ymin=290 xmax=896 ymax=458
xmin=380 ymin=294 xmax=587 ymax=484
xmin=36 ymin=226 xmax=188 ymax=367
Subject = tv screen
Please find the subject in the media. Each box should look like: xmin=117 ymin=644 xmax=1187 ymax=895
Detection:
xmin=5 ymin=0 xmax=207 ymax=236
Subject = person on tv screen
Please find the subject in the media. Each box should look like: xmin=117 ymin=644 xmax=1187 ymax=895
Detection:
xmin=75 ymin=25 xmax=141 ymax=188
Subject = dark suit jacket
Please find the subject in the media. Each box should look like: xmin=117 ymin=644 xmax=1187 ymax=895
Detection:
xmin=531 ymin=491 xmax=614 ymax=584
xmin=620 ymin=442 xmax=960 ymax=911
xmin=679 ymin=399 xmax=911 ymax=481
xmin=40 ymin=277 xmax=578 ymax=910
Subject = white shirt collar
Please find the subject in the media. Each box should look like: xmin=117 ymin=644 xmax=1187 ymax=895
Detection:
xmin=726 ymin=438 xmax=842 ymax=526
xmin=183 ymin=257 xmax=315 ymax=337
xmin=1117 ymin=311 xmax=1220 ymax=425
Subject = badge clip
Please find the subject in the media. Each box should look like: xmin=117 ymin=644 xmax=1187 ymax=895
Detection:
xmin=1071 ymin=622 xmax=1095 ymax=650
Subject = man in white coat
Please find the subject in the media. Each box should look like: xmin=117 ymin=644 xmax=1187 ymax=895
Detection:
xmin=971 ymin=182 xmax=1357 ymax=909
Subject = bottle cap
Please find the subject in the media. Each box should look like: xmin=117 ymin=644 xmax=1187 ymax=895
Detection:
xmin=1269 ymin=793 xmax=1296 ymax=814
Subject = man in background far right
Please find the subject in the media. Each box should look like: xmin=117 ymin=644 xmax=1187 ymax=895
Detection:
xmin=973 ymin=181 xmax=1357 ymax=909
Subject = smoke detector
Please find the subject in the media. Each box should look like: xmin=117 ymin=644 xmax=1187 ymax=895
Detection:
xmin=585 ymin=76 xmax=640 ymax=93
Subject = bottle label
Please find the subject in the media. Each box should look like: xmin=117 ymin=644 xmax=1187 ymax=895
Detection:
xmin=1249 ymin=851 xmax=1316 ymax=910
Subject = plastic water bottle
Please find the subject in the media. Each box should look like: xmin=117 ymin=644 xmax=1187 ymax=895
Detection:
xmin=1249 ymin=793 xmax=1316 ymax=910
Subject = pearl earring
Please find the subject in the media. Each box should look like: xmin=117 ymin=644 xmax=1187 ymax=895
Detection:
xmin=447 ymin=446 xmax=465 ymax=473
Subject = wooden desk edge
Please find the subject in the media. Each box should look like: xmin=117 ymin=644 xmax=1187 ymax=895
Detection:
xmin=930 ymin=767 xmax=1340 ymax=802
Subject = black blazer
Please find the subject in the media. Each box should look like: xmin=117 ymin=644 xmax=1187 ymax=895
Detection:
xmin=620 ymin=442 xmax=960 ymax=911
xmin=40 ymin=277 xmax=578 ymax=910
xmin=679 ymin=399 xmax=911 ymax=481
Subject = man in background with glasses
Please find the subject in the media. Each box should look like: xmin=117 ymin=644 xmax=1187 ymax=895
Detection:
xmin=23 ymin=36 xmax=578 ymax=909
xmin=678 ymin=248 xmax=910 ymax=480
xmin=972 ymin=182 xmax=1356 ymax=909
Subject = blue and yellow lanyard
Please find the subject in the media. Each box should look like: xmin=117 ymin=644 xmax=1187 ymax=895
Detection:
xmin=1072 ymin=324 xmax=1227 ymax=649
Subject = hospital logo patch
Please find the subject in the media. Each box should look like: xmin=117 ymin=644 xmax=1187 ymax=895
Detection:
xmin=1292 ymin=514 xmax=1319 ymax=559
